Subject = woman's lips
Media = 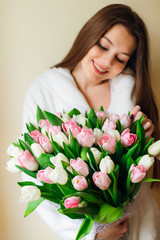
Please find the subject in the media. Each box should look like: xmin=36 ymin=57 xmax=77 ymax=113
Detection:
xmin=92 ymin=60 xmax=108 ymax=75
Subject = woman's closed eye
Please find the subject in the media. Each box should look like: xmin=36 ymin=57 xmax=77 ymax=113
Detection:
xmin=97 ymin=42 xmax=108 ymax=51
xmin=116 ymin=57 xmax=125 ymax=64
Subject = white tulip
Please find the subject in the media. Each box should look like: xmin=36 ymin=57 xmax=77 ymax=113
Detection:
xmin=6 ymin=158 xmax=21 ymax=173
xmin=73 ymin=114 xmax=87 ymax=126
xmin=61 ymin=113 xmax=71 ymax=123
xmin=148 ymin=140 xmax=160 ymax=157
xmin=138 ymin=154 xmax=154 ymax=171
xmin=93 ymin=128 xmax=103 ymax=142
xmin=50 ymin=153 xmax=69 ymax=168
xmin=87 ymin=147 xmax=101 ymax=164
xmin=7 ymin=144 xmax=23 ymax=159
xmin=31 ymin=143 xmax=45 ymax=158
xmin=108 ymin=129 xmax=121 ymax=141
xmin=48 ymin=167 xmax=68 ymax=185
xmin=19 ymin=186 xmax=41 ymax=203
xmin=99 ymin=156 xmax=115 ymax=174
xmin=55 ymin=132 xmax=69 ymax=148
xmin=41 ymin=126 xmax=48 ymax=136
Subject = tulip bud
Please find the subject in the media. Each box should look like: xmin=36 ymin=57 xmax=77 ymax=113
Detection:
xmin=54 ymin=132 xmax=69 ymax=148
xmin=129 ymin=164 xmax=146 ymax=183
xmin=70 ymin=158 xmax=89 ymax=177
xmin=7 ymin=144 xmax=23 ymax=159
xmin=108 ymin=129 xmax=120 ymax=141
xmin=99 ymin=156 xmax=115 ymax=174
xmin=6 ymin=158 xmax=21 ymax=173
xmin=18 ymin=150 xmax=39 ymax=171
xmin=120 ymin=114 xmax=131 ymax=129
xmin=148 ymin=140 xmax=160 ymax=157
xmin=138 ymin=155 xmax=154 ymax=171
xmin=73 ymin=114 xmax=87 ymax=126
xmin=50 ymin=153 xmax=69 ymax=168
xmin=48 ymin=167 xmax=68 ymax=185
xmin=64 ymin=196 xmax=81 ymax=209
xmin=31 ymin=143 xmax=45 ymax=158
xmin=88 ymin=147 xmax=101 ymax=164
xmin=93 ymin=128 xmax=103 ymax=142
xmin=19 ymin=186 xmax=41 ymax=203
xmin=72 ymin=175 xmax=88 ymax=191
xmin=92 ymin=171 xmax=111 ymax=190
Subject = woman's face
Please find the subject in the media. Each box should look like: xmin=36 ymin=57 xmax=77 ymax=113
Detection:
xmin=74 ymin=24 xmax=137 ymax=85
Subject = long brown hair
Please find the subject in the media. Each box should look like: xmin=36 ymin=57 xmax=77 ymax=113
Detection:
xmin=54 ymin=4 xmax=160 ymax=178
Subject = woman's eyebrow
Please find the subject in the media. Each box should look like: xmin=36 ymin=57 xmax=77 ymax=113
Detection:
xmin=102 ymin=36 xmax=131 ymax=57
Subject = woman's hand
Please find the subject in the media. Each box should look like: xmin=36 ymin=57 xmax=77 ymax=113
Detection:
xmin=130 ymin=105 xmax=154 ymax=140
xmin=95 ymin=218 xmax=128 ymax=240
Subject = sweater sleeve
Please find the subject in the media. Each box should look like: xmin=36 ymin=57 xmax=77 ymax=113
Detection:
xmin=21 ymin=77 xmax=97 ymax=240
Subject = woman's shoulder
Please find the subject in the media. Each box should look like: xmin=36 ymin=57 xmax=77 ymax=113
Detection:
xmin=28 ymin=67 xmax=75 ymax=95
xmin=111 ymin=68 xmax=135 ymax=92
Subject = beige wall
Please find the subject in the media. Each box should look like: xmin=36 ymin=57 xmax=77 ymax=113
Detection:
xmin=1 ymin=0 xmax=160 ymax=240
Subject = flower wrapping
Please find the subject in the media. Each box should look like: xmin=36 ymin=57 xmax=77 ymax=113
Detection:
xmin=7 ymin=106 xmax=160 ymax=240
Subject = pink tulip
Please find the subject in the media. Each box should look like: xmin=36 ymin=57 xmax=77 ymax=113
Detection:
xmin=109 ymin=113 xmax=120 ymax=122
xmin=102 ymin=119 xmax=117 ymax=132
xmin=96 ymin=111 xmax=108 ymax=123
xmin=64 ymin=196 xmax=81 ymax=209
xmin=39 ymin=135 xmax=53 ymax=153
xmin=62 ymin=119 xmax=81 ymax=138
xmin=120 ymin=114 xmax=131 ymax=129
xmin=70 ymin=158 xmax=89 ymax=177
xmin=92 ymin=171 xmax=111 ymax=190
xmin=18 ymin=150 xmax=38 ymax=171
xmin=29 ymin=130 xmax=42 ymax=143
xmin=39 ymin=119 xmax=51 ymax=128
xmin=129 ymin=164 xmax=146 ymax=183
xmin=48 ymin=125 xmax=61 ymax=137
xmin=37 ymin=167 xmax=54 ymax=183
xmin=72 ymin=175 xmax=88 ymax=191
xmin=97 ymin=133 xmax=116 ymax=154
xmin=121 ymin=129 xmax=137 ymax=146
xmin=76 ymin=126 xmax=95 ymax=147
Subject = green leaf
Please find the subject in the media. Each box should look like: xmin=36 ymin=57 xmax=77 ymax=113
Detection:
xmin=142 ymin=138 xmax=154 ymax=155
xmin=16 ymin=165 xmax=37 ymax=178
xmin=80 ymin=147 xmax=89 ymax=162
xmin=37 ymin=153 xmax=55 ymax=169
xmin=62 ymin=206 xmax=98 ymax=216
xmin=37 ymin=105 xmax=46 ymax=123
xmin=69 ymin=192 xmax=100 ymax=204
xmin=114 ymin=141 xmax=123 ymax=161
xmin=50 ymin=134 xmax=64 ymax=155
xmin=24 ymin=133 xmax=36 ymax=146
xmin=75 ymin=217 xmax=94 ymax=240
xmin=99 ymin=106 xmax=104 ymax=111
xmin=26 ymin=123 xmax=37 ymax=133
xmin=68 ymin=108 xmax=81 ymax=117
xmin=18 ymin=139 xmax=32 ymax=153
xmin=126 ymin=170 xmax=132 ymax=193
xmin=88 ymin=108 xmax=98 ymax=129
xmin=69 ymin=130 xmax=81 ymax=157
xmin=87 ymin=147 xmax=98 ymax=171
xmin=94 ymin=203 xmax=124 ymax=224
xmin=56 ymin=183 xmax=76 ymax=196
xmin=63 ymin=142 xmax=76 ymax=159
xmin=44 ymin=111 xmax=64 ymax=126
xmin=142 ymin=177 xmax=160 ymax=183
xmin=24 ymin=197 xmax=45 ymax=217
xmin=108 ymin=171 xmax=118 ymax=206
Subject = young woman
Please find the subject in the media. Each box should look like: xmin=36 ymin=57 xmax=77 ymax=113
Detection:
xmin=22 ymin=4 xmax=160 ymax=240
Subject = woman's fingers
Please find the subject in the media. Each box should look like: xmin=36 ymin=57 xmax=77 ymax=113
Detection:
xmin=130 ymin=105 xmax=154 ymax=139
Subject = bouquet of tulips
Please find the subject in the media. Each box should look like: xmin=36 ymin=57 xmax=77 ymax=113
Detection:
xmin=7 ymin=106 xmax=160 ymax=240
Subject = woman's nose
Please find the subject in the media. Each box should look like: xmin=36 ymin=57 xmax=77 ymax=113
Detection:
xmin=102 ymin=53 xmax=114 ymax=68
